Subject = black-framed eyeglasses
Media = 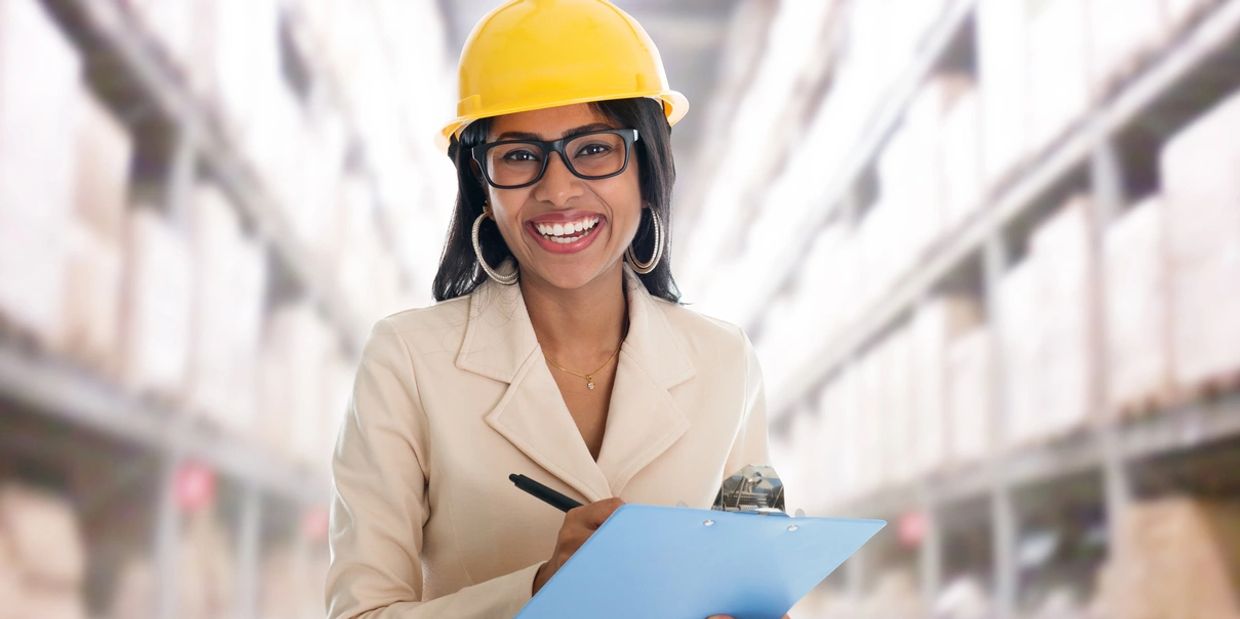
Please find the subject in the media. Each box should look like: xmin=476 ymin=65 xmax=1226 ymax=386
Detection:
xmin=471 ymin=128 xmax=640 ymax=189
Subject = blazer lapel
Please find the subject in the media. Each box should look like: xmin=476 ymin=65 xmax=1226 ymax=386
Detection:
xmin=459 ymin=263 xmax=695 ymax=502
xmin=459 ymin=270 xmax=611 ymax=502
xmin=595 ymin=266 xmax=694 ymax=496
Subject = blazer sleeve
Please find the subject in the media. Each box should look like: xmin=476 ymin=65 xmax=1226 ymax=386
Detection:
xmin=325 ymin=318 xmax=544 ymax=619
xmin=722 ymin=328 xmax=774 ymax=482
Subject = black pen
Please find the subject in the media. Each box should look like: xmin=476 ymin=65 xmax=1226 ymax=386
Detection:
xmin=509 ymin=473 xmax=583 ymax=512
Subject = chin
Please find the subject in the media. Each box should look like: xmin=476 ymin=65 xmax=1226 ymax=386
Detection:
xmin=525 ymin=259 xmax=620 ymax=291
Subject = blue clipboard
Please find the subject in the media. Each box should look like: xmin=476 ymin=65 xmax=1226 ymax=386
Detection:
xmin=515 ymin=504 xmax=886 ymax=619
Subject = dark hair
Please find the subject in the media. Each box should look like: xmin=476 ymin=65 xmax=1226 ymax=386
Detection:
xmin=432 ymin=97 xmax=682 ymax=304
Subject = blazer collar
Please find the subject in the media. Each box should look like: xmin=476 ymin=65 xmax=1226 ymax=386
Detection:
xmin=460 ymin=263 xmax=695 ymax=501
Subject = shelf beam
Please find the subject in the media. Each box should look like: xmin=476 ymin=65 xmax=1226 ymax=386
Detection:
xmin=0 ymin=343 xmax=330 ymax=506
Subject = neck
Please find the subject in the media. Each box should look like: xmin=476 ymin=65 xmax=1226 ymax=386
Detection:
xmin=521 ymin=263 xmax=629 ymax=366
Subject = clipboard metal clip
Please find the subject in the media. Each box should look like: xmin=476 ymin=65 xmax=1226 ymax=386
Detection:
xmin=711 ymin=464 xmax=787 ymax=515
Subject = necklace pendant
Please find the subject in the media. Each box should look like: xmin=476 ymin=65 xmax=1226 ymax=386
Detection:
xmin=586 ymin=375 xmax=595 ymax=390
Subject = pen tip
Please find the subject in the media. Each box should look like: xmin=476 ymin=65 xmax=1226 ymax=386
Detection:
xmin=508 ymin=474 xmax=520 ymax=483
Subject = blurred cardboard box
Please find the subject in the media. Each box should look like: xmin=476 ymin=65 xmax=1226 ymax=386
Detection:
xmin=1093 ymin=497 xmax=1240 ymax=619
xmin=322 ymin=356 xmax=356 ymax=472
xmin=61 ymin=88 xmax=130 ymax=373
xmin=998 ymin=196 xmax=1095 ymax=447
xmin=1087 ymin=0 xmax=1164 ymax=93
xmin=1104 ymin=197 xmax=1173 ymax=414
xmin=820 ymin=370 xmax=865 ymax=507
xmin=0 ymin=505 xmax=20 ymax=614
xmin=998 ymin=257 xmax=1042 ymax=447
xmin=977 ymin=0 xmax=1031 ymax=185
xmin=812 ymin=382 xmax=845 ymax=509
xmin=17 ymin=593 xmax=86 ymax=619
xmin=106 ymin=557 xmax=154 ymax=619
xmin=883 ymin=328 xmax=915 ymax=486
xmin=63 ymin=220 xmax=123 ymax=374
xmin=940 ymin=87 xmax=984 ymax=230
xmin=860 ymin=341 xmax=888 ymax=494
xmin=1027 ymin=0 xmax=1091 ymax=150
xmin=261 ymin=303 xmax=339 ymax=466
xmin=1030 ymin=196 xmax=1093 ymax=437
xmin=857 ymin=201 xmax=902 ymax=308
xmin=72 ymin=89 xmax=131 ymax=241
xmin=0 ymin=483 xmax=85 ymax=586
xmin=858 ymin=569 xmax=926 ymax=618
xmin=178 ymin=511 xmax=237 ymax=619
xmin=120 ymin=207 xmax=193 ymax=400
xmin=0 ymin=483 xmax=87 ymax=619
xmin=914 ymin=294 xmax=984 ymax=474
xmin=0 ymin=0 xmax=81 ymax=346
xmin=947 ymin=325 xmax=992 ymax=465
xmin=258 ymin=337 xmax=295 ymax=463
xmin=209 ymin=0 xmax=283 ymax=141
xmin=187 ymin=185 xmax=266 ymax=437
xmin=887 ymin=74 xmax=973 ymax=259
xmin=1161 ymin=89 xmax=1240 ymax=391
xmin=260 ymin=544 xmax=303 ymax=619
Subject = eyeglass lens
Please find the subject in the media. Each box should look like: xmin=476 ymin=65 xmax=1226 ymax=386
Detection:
xmin=484 ymin=132 xmax=628 ymax=187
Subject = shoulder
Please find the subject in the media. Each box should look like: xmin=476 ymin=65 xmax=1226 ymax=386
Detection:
xmin=364 ymin=294 xmax=473 ymax=359
xmin=650 ymin=297 xmax=756 ymax=366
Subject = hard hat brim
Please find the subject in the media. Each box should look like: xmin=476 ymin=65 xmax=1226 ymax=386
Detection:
xmin=438 ymin=90 xmax=688 ymax=153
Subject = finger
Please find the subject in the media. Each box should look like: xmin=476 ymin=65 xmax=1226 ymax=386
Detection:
xmin=569 ymin=497 xmax=624 ymax=528
xmin=588 ymin=497 xmax=625 ymax=524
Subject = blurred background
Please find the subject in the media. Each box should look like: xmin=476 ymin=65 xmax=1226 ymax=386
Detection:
xmin=2 ymin=0 xmax=1239 ymax=617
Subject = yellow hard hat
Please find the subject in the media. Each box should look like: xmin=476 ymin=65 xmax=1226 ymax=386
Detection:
xmin=441 ymin=0 xmax=689 ymax=145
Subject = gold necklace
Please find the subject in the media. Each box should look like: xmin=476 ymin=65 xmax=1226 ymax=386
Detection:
xmin=546 ymin=320 xmax=629 ymax=391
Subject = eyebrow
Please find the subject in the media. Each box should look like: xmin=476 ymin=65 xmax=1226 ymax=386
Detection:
xmin=495 ymin=122 xmax=616 ymax=141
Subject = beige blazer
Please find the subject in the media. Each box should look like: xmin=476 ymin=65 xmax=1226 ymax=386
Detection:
xmin=325 ymin=264 xmax=772 ymax=619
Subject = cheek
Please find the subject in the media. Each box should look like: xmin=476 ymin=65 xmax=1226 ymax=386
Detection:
xmin=611 ymin=182 xmax=644 ymax=242
xmin=488 ymin=195 xmax=529 ymax=244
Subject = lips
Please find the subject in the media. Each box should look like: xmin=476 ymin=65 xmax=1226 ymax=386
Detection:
xmin=524 ymin=213 xmax=605 ymax=254
xmin=532 ymin=215 xmax=601 ymax=240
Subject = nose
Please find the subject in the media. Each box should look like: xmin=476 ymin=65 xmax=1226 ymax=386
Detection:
xmin=531 ymin=150 xmax=585 ymax=206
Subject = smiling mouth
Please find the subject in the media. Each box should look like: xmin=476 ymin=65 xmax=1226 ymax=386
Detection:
xmin=531 ymin=215 xmax=602 ymax=244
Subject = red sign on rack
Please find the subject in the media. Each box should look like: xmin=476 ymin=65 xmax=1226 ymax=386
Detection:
xmin=174 ymin=460 xmax=216 ymax=513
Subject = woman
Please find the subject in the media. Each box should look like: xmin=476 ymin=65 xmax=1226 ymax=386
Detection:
xmin=325 ymin=1 xmax=784 ymax=617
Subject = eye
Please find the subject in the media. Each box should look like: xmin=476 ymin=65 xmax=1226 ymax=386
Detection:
xmin=575 ymin=142 xmax=613 ymax=157
xmin=501 ymin=148 xmax=541 ymax=163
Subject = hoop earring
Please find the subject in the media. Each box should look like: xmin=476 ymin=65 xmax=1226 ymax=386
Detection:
xmin=472 ymin=209 xmax=518 ymax=285
xmin=625 ymin=208 xmax=664 ymax=274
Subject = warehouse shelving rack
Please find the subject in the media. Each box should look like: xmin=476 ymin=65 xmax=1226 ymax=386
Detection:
xmin=711 ymin=0 xmax=979 ymax=333
xmin=0 ymin=0 xmax=429 ymax=617
xmin=758 ymin=0 xmax=1240 ymax=617
xmin=46 ymin=0 xmax=374 ymax=350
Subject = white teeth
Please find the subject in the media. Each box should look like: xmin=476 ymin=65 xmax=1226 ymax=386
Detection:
xmin=534 ymin=216 xmax=600 ymax=239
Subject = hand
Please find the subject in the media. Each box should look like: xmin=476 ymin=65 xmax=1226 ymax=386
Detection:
xmin=532 ymin=497 xmax=625 ymax=595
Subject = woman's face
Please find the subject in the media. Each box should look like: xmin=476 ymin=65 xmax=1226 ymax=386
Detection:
xmin=481 ymin=103 xmax=643 ymax=291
